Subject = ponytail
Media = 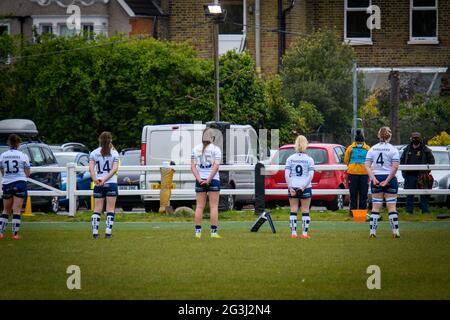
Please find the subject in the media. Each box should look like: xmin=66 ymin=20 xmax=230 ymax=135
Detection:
xmin=202 ymin=128 xmax=214 ymax=154
xmin=99 ymin=131 xmax=112 ymax=157
xmin=7 ymin=134 xmax=21 ymax=150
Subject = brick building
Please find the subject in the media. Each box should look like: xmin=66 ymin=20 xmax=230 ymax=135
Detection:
xmin=1 ymin=1 xmax=449 ymax=91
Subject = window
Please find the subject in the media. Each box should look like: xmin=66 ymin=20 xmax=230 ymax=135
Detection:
xmin=82 ymin=24 xmax=94 ymax=40
xmin=334 ymin=147 xmax=345 ymax=164
xmin=345 ymin=0 xmax=372 ymax=44
xmin=29 ymin=146 xmax=45 ymax=166
xmin=0 ymin=24 xmax=9 ymax=35
xmin=78 ymin=155 xmax=89 ymax=166
xmin=42 ymin=147 xmax=57 ymax=165
xmin=219 ymin=2 xmax=243 ymax=35
xmin=40 ymin=24 xmax=53 ymax=35
xmin=58 ymin=24 xmax=76 ymax=37
xmin=410 ymin=0 xmax=438 ymax=43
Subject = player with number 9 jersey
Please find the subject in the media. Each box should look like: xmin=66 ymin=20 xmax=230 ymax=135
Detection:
xmin=285 ymin=153 xmax=315 ymax=190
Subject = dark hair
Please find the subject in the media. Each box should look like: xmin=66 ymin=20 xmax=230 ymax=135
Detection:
xmin=7 ymin=134 xmax=21 ymax=149
xmin=355 ymin=129 xmax=365 ymax=143
xmin=99 ymin=131 xmax=112 ymax=157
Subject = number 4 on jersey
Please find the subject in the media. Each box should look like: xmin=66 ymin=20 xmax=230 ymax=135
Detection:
xmin=376 ymin=153 xmax=384 ymax=166
xmin=96 ymin=161 xmax=111 ymax=174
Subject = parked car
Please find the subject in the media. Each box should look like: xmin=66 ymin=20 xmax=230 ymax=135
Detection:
xmin=49 ymin=143 xmax=89 ymax=154
xmin=140 ymin=123 xmax=263 ymax=212
xmin=53 ymin=152 xmax=91 ymax=211
xmin=264 ymin=143 xmax=349 ymax=211
xmin=117 ymin=149 xmax=143 ymax=211
xmin=397 ymin=146 xmax=450 ymax=207
xmin=0 ymin=119 xmax=61 ymax=213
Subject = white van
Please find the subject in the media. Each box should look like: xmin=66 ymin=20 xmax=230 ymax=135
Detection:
xmin=139 ymin=123 xmax=260 ymax=212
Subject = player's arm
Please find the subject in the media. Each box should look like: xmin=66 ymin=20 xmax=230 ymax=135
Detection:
xmin=285 ymin=159 xmax=296 ymax=196
xmin=365 ymin=157 xmax=379 ymax=185
xmin=101 ymin=160 xmax=119 ymax=184
xmin=302 ymin=161 xmax=315 ymax=191
xmin=190 ymin=153 xmax=202 ymax=183
xmin=23 ymin=156 xmax=31 ymax=178
xmin=89 ymin=159 xmax=99 ymax=185
xmin=206 ymin=148 xmax=221 ymax=184
xmin=0 ymin=156 xmax=3 ymax=176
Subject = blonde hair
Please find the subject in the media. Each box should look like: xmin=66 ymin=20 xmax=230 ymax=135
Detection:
xmin=378 ymin=126 xmax=392 ymax=142
xmin=202 ymin=128 xmax=214 ymax=154
xmin=294 ymin=135 xmax=308 ymax=152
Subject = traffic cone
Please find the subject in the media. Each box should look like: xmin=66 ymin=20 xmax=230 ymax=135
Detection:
xmin=23 ymin=196 xmax=32 ymax=216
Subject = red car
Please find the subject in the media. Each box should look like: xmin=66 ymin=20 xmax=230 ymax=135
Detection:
xmin=264 ymin=143 xmax=349 ymax=211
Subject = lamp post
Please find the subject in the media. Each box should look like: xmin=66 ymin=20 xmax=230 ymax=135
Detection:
xmin=204 ymin=2 xmax=225 ymax=122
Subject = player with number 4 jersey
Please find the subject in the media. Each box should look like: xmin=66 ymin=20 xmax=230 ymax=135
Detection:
xmin=365 ymin=127 xmax=400 ymax=239
xmin=89 ymin=132 xmax=119 ymax=239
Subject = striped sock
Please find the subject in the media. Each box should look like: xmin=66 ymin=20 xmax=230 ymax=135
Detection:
xmin=389 ymin=212 xmax=400 ymax=235
xmin=195 ymin=225 xmax=202 ymax=234
xmin=290 ymin=212 xmax=297 ymax=235
xmin=302 ymin=213 xmax=310 ymax=236
xmin=211 ymin=225 xmax=218 ymax=234
xmin=0 ymin=214 xmax=9 ymax=235
xmin=105 ymin=212 xmax=115 ymax=235
xmin=12 ymin=214 xmax=21 ymax=236
xmin=369 ymin=212 xmax=380 ymax=235
xmin=91 ymin=213 xmax=100 ymax=236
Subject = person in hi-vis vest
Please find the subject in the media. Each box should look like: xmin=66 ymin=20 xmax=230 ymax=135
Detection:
xmin=344 ymin=130 xmax=370 ymax=213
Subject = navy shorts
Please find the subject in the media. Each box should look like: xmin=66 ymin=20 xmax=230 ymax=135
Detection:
xmin=93 ymin=183 xmax=118 ymax=198
xmin=195 ymin=179 xmax=220 ymax=193
xmin=2 ymin=181 xmax=28 ymax=199
xmin=288 ymin=187 xmax=312 ymax=199
xmin=370 ymin=175 xmax=398 ymax=195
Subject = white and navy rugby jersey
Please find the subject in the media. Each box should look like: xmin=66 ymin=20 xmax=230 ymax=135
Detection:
xmin=191 ymin=143 xmax=221 ymax=181
xmin=284 ymin=152 xmax=315 ymax=188
xmin=0 ymin=149 xmax=30 ymax=185
xmin=89 ymin=147 xmax=120 ymax=184
xmin=365 ymin=142 xmax=399 ymax=175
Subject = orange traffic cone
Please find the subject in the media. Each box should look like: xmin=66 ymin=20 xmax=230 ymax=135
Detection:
xmin=23 ymin=196 xmax=33 ymax=216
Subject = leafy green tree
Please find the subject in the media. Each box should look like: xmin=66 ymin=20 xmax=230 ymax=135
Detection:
xmin=280 ymin=29 xmax=365 ymax=144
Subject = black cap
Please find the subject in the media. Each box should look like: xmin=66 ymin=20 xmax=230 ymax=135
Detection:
xmin=355 ymin=129 xmax=365 ymax=142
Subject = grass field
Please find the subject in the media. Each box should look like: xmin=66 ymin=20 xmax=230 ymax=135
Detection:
xmin=0 ymin=209 xmax=449 ymax=300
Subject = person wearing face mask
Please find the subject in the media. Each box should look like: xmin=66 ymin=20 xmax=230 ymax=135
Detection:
xmin=344 ymin=130 xmax=371 ymax=215
xmin=400 ymin=132 xmax=435 ymax=214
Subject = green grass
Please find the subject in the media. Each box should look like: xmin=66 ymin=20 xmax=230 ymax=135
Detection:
xmin=0 ymin=210 xmax=449 ymax=300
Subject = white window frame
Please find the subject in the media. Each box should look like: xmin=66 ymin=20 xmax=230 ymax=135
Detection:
xmin=32 ymin=15 xmax=108 ymax=38
xmin=344 ymin=0 xmax=373 ymax=46
xmin=0 ymin=22 xmax=11 ymax=64
xmin=408 ymin=0 xmax=438 ymax=44
xmin=39 ymin=23 xmax=53 ymax=35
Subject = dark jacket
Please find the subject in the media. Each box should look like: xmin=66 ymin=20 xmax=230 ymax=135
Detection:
xmin=400 ymin=144 xmax=435 ymax=176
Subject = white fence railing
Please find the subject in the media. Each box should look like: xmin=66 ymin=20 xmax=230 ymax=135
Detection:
xmin=0 ymin=163 xmax=449 ymax=216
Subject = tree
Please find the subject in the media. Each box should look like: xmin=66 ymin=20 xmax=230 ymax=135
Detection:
xmin=280 ymin=29 xmax=365 ymax=144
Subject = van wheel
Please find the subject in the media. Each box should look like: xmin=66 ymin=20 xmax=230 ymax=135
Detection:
xmin=144 ymin=201 xmax=159 ymax=213
xmin=122 ymin=206 xmax=133 ymax=212
xmin=219 ymin=184 xmax=235 ymax=211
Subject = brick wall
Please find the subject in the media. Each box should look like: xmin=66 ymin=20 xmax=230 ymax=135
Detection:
xmin=129 ymin=17 xmax=154 ymax=36
xmin=157 ymin=0 xmax=450 ymax=74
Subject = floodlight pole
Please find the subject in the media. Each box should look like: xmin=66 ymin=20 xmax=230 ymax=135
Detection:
xmin=213 ymin=18 xmax=220 ymax=122
xmin=352 ymin=61 xmax=358 ymax=140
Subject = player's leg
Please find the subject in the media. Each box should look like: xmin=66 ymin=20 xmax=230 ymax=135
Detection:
xmin=369 ymin=176 xmax=384 ymax=238
xmin=104 ymin=184 xmax=118 ymax=238
xmin=288 ymin=192 xmax=299 ymax=238
xmin=0 ymin=190 xmax=13 ymax=238
xmin=384 ymin=176 xmax=400 ymax=238
xmin=194 ymin=191 xmax=207 ymax=238
xmin=91 ymin=186 xmax=105 ymax=239
xmin=300 ymin=194 xmax=312 ymax=239
xmin=11 ymin=195 xmax=25 ymax=239
xmin=208 ymin=189 xmax=221 ymax=238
